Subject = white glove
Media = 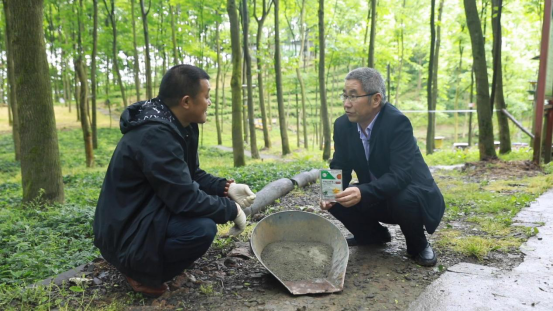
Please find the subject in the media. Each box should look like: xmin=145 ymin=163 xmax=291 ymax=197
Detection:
xmin=228 ymin=183 xmax=256 ymax=208
xmin=228 ymin=203 xmax=247 ymax=236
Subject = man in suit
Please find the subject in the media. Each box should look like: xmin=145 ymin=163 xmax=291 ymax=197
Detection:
xmin=320 ymin=67 xmax=445 ymax=266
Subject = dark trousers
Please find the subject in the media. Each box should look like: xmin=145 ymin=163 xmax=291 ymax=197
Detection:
xmin=161 ymin=215 xmax=217 ymax=282
xmin=329 ymin=187 xmax=427 ymax=255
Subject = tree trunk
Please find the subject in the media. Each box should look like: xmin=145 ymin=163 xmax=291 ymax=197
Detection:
xmin=367 ymin=0 xmax=376 ymax=68
xmin=75 ymin=58 xmax=94 ymax=167
xmin=453 ymin=42 xmax=464 ymax=142
xmin=103 ymin=0 xmax=127 ymax=107
xmin=254 ymin=0 xmax=272 ymax=149
xmin=464 ymin=0 xmax=497 ymax=160
xmin=91 ymin=0 xmax=98 ymax=149
xmin=394 ymin=0 xmax=406 ymax=106
xmin=430 ymin=0 xmax=444 ymax=149
xmin=2 ymin=1 xmax=20 ymax=161
xmin=274 ymin=0 xmax=291 ymax=155
xmin=242 ymin=0 xmax=259 ymax=159
xmin=491 ymin=0 xmax=510 ymax=154
xmin=227 ymin=0 xmax=246 ymax=167
xmin=8 ymin=0 xmax=64 ymax=203
xmin=215 ymin=20 xmax=223 ymax=145
xmin=140 ymin=0 xmax=153 ymax=99
xmin=131 ymin=0 xmax=141 ymax=101
xmin=296 ymin=0 xmax=308 ymax=149
xmin=426 ymin=0 xmax=436 ymax=155
xmin=169 ymin=3 xmax=179 ymax=65
xmin=319 ymin=0 xmax=331 ymax=160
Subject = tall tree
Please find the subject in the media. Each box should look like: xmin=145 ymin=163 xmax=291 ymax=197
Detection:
xmin=103 ymin=0 xmax=128 ymax=107
xmin=76 ymin=0 xmax=94 ymax=167
xmin=169 ymin=3 xmax=179 ymax=65
xmin=426 ymin=0 xmax=436 ymax=155
xmin=491 ymin=0 xmax=510 ymax=154
xmin=464 ymin=0 xmax=497 ymax=160
xmin=274 ymin=0 xmax=291 ymax=155
xmin=91 ymin=0 xmax=99 ymax=148
xmin=430 ymin=0 xmax=444 ymax=150
xmin=2 ymin=0 xmax=20 ymax=161
xmin=215 ymin=19 xmax=223 ymax=145
xmin=253 ymin=0 xmax=272 ymax=149
xmin=140 ymin=0 xmax=153 ymax=99
xmin=242 ymin=0 xmax=260 ymax=159
xmin=295 ymin=0 xmax=308 ymax=149
xmin=367 ymin=0 xmax=376 ymax=68
xmin=227 ymin=0 xmax=246 ymax=166
xmin=8 ymin=0 xmax=64 ymax=203
xmin=131 ymin=0 xmax=141 ymax=101
xmin=319 ymin=0 xmax=331 ymax=160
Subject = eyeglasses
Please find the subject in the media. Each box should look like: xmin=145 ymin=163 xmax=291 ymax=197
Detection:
xmin=339 ymin=91 xmax=378 ymax=103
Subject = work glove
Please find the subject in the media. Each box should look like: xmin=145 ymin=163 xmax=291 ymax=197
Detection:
xmin=228 ymin=203 xmax=247 ymax=236
xmin=228 ymin=183 xmax=256 ymax=208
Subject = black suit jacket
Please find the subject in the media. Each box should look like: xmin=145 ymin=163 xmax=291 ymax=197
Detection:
xmin=330 ymin=102 xmax=445 ymax=234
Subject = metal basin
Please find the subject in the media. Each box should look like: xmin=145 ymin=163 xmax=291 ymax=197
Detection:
xmin=250 ymin=211 xmax=349 ymax=295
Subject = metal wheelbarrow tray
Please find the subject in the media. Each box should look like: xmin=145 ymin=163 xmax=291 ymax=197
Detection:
xmin=250 ymin=211 xmax=349 ymax=295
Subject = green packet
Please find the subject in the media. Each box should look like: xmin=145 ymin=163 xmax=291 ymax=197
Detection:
xmin=320 ymin=169 xmax=343 ymax=202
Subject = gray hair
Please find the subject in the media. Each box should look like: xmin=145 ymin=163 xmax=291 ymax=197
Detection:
xmin=345 ymin=67 xmax=387 ymax=104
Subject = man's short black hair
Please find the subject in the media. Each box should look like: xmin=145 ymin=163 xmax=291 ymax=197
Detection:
xmin=158 ymin=64 xmax=210 ymax=107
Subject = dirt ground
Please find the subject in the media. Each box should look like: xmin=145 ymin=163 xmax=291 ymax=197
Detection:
xmin=62 ymin=160 xmax=544 ymax=310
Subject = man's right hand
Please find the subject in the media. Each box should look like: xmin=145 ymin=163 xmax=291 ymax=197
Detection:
xmin=228 ymin=203 xmax=247 ymax=236
xmin=319 ymin=200 xmax=335 ymax=211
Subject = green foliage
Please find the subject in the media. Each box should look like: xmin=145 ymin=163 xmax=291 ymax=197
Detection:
xmin=0 ymin=203 xmax=97 ymax=287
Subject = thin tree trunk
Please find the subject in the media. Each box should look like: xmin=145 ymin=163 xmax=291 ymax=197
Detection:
xmin=430 ymin=0 xmax=444 ymax=147
xmin=75 ymin=58 xmax=94 ymax=167
xmin=319 ymin=0 xmax=331 ymax=160
xmin=242 ymin=0 xmax=259 ymax=159
xmin=2 ymin=1 xmax=20 ymax=161
xmin=103 ymin=0 xmax=127 ymax=107
xmin=491 ymin=0 xmax=510 ymax=154
xmin=453 ymin=41 xmax=464 ymax=142
xmin=426 ymin=0 xmax=436 ymax=155
xmin=227 ymin=0 xmax=246 ymax=166
xmin=131 ymin=0 xmax=141 ymax=101
xmin=215 ymin=20 xmax=223 ymax=145
xmin=254 ymin=0 xmax=272 ymax=149
xmin=8 ymin=0 xmax=64 ymax=203
xmin=367 ymin=0 xmax=376 ymax=68
xmin=295 ymin=0 xmax=308 ymax=149
xmin=274 ymin=0 xmax=291 ymax=155
xmin=464 ymin=0 xmax=497 ymax=160
xmin=169 ymin=3 xmax=179 ymax=65
xmin=395 ymin=0 xmax=406 ymax=106
xmin=91 ymin=0 xmax=98 ymax=149
xmin=140 ymin=0 xmax=153 ymax=99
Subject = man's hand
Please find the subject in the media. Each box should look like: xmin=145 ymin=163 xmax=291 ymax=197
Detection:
xmin=319 ymin=200 xmax=335 ymax=211
xmin=335 ymin=187 xmax=361 ymax=207
xmin=228 ymin=183 xmax=256 ymax=208
xmin=228 ymin=204 xmax=247 ymax=236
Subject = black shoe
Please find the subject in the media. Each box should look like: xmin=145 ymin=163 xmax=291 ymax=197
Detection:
xmin=412 ymin=244 xmax=437 ymax=267
xmin=346 ymin=228 xmax=392 ymax=247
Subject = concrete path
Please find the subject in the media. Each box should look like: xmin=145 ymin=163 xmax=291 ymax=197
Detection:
xmin=409 ymin=189 xmax=553 ymax=311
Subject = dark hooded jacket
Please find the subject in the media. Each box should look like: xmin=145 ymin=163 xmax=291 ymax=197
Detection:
xmin=93 ymin=98 xmax=237 ymax=286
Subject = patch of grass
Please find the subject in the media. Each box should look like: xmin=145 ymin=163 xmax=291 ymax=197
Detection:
xmin=436 ymin=230 xmax=521 ymax=260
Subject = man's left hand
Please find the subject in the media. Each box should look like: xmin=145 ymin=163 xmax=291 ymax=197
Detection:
xmin=335 ymin=187 xmax=361 ymax=207
xmin=228 ymin=183 xmax=256 ymax=208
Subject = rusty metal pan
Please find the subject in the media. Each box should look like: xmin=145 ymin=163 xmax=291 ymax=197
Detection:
xmin=250 ymin=211 xmax=349 ymax=295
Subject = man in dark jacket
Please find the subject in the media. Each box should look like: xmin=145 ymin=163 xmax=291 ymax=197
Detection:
xmin=320 ymin=67 xmax=445 ymax=267
xmin=94 ymin=64 xmax=255 ymax=297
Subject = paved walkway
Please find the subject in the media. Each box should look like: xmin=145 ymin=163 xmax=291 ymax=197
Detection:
xmin=409 ymin=189 xmax=553 ymax=311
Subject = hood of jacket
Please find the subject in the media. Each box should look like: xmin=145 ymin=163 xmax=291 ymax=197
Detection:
xmin=120 ymin=97 xmax=181 ymax=135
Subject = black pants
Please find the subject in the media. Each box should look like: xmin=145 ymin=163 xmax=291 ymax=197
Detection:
xmin=329 ymin=186 xmax=427 ymax=255
xmin=161 ymin=215 xmax=217 ymax=282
